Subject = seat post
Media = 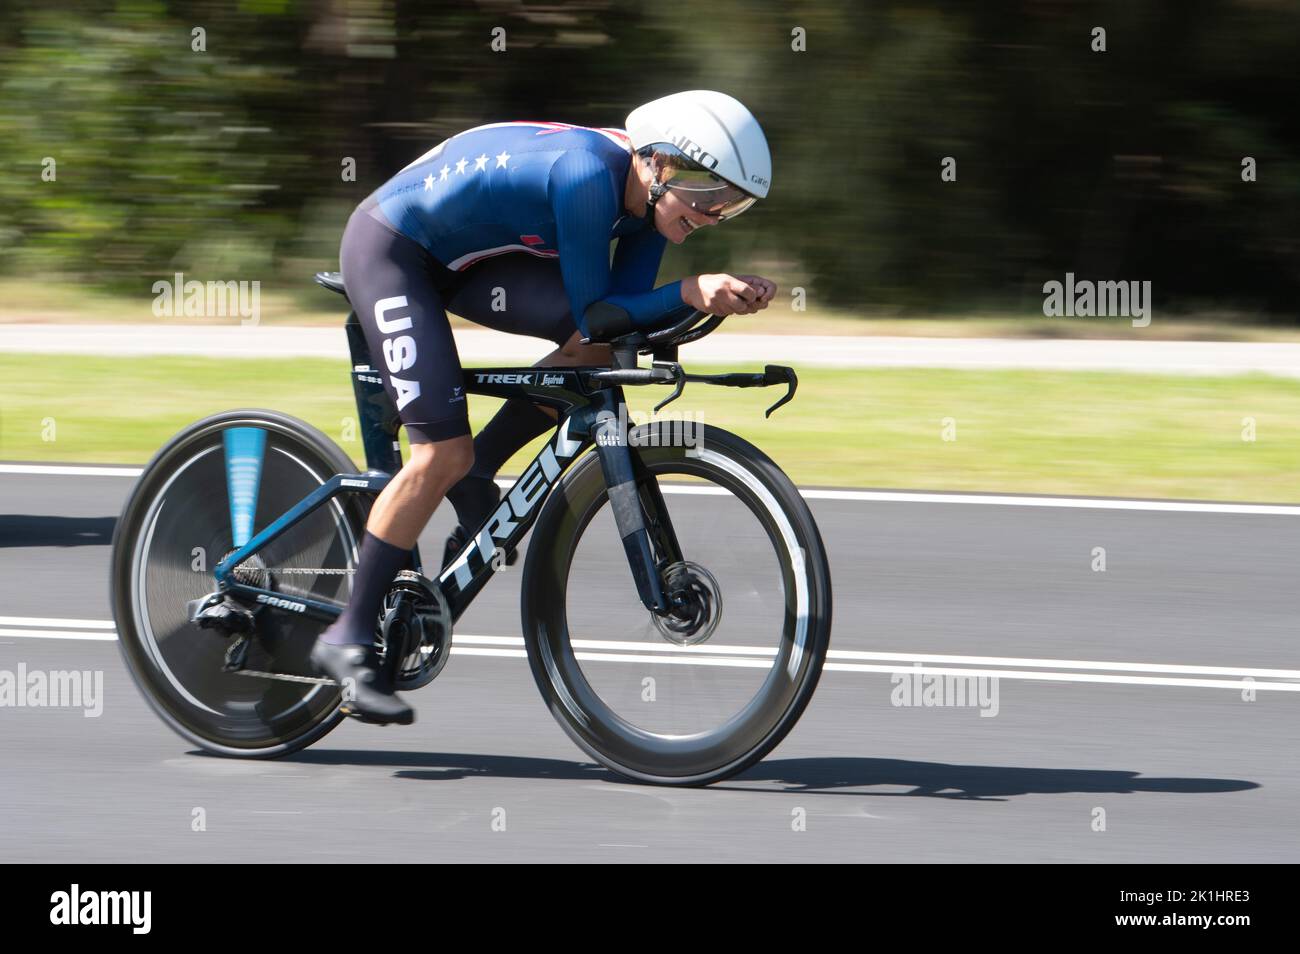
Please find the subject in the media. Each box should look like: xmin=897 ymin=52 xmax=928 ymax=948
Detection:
xmin=611 ymin=342 xmax=640 ymax=370
xmin=345 ymin=312 xmax=403 ymax=474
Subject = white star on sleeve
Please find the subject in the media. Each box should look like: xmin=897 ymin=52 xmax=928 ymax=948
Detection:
xmin=455 ymin=157 xmax=468 ymax=174
xmin=439 ymin=164 xmax=450 ymax=181
xmin=495 ymin=150 xmax=511 ymax=169
xmin=423 ymin=173 xmax=434 ymax=191
xmin=474 ymin=154 xmax=489 ymax=171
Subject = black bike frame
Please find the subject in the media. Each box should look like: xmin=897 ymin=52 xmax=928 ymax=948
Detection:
xmin=212 ymin=313 xmax=680 ymax=624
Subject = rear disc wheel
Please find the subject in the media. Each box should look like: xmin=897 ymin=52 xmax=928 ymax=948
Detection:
xmin=110 ymin=409 xmax=368 ymax=757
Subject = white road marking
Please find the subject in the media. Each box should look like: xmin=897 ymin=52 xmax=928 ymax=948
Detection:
xmin=0 ymin=463 xmax=142 ymax=477
xmin=821 ymin=662 xmax=1300 ymax=691
xmin=5 ymin=618 xmax=1297 ymax=692
xmin=4 ymin=463 xmax=1298 ymax=514
xmin=795 ymin=489 xmax=1300 ymax=516
xmin=0 ymin=615 xmax=116 ymax=629
xmin=659 ymin=482 xmax=1300 ymax=515
xmin=0 ymin=627 xmax=118 ymax=641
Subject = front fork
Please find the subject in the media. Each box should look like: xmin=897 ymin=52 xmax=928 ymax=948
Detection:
xmin=590 ymin=404 xmax=685 ymax=614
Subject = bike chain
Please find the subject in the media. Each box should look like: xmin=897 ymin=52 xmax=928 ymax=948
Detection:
xmin=233 ymin=669 xmax=336 ymax=686
xmin=223 ymin=566 xmax=349 ymax=685
xmin=225 ymin=567 xmax=442 ymax=689
xmin=237 ymin=564 xmax=355 ymax=576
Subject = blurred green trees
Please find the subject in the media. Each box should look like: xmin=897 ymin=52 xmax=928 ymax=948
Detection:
xmin=1 ymin=0 xmax=1297 ymax=315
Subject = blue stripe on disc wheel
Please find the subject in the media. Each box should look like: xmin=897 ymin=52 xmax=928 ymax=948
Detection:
xmin=223 ymin=426 xmax=266 ymax=548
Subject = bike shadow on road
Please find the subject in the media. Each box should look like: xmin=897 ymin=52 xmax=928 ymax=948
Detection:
xmin=714 ymin=757 xmax=1259 ymax=801
xmin=0 ymin=514 xmax=115 ymax=547
xmin=284 ymin=748 xmax=613 ymax=783
xmin=279 ymin=750 xmax=1257 ymax=800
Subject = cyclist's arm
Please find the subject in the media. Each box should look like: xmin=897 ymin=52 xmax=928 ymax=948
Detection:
xmin=608 ymin=222 xmax=666 ymax=294
xmin=550 ymin=151 xmax=683 ymax=337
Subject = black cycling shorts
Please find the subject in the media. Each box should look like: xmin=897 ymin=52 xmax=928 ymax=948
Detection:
xmin=339 ymin=207 xmax=578 ymax=443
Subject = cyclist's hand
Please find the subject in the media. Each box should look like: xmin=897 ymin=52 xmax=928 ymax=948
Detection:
xmin=734 ymin=275 xmax=778 ymax=307
xmin=681 ymin=274 xmax=772 ymax=316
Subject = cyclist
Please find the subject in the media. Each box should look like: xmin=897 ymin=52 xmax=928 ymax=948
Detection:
xmin=312 ymin=90 xmax=777 ymax=723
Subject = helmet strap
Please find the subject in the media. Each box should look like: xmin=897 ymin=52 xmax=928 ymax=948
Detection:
xmin=638 ymin=148 xmax=669 ymax=222
xmin=644 ymin=181 xmax=668 ymax=221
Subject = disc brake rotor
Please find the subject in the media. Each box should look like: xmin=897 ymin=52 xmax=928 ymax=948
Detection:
xmin=653 ymin=561 xmax=722 ymax=646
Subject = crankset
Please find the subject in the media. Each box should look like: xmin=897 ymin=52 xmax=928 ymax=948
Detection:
xmin=377 ymin=570 xmax=453 ymax=690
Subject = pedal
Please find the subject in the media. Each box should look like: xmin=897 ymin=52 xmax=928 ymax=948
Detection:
xmin=339 ymin=703 xmax=415 ymax=726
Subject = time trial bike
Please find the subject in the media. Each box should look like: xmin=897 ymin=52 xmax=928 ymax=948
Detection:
xmin=110 ymin=271 xmax=832 ymax=786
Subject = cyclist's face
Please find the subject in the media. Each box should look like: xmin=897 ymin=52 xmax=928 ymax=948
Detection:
xmin=653 ymin=186 xmax=720 ymax=245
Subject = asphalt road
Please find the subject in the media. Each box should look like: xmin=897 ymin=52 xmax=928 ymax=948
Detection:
xmin=2 ymin=466 xmax=1298 ymax=863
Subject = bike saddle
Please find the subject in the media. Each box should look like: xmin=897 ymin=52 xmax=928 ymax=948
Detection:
xmin=314 ymin=270 xmax=347 ymax=296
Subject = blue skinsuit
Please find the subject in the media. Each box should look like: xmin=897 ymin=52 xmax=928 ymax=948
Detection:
xmin=341 ymin=121 xmax=685 ymax=443
xmin=368 ymin=121 xmax=683 ymax=336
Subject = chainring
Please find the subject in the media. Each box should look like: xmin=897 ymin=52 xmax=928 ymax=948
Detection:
xmin=377 ymin=570 xmax=453 ymax=690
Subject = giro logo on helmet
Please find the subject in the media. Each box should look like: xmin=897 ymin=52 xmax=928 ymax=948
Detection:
xmin=666 ymin=132 xmax=720 ymax=170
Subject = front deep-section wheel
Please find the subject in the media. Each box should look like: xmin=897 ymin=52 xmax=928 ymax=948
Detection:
xmin=521 ymin=422 xmax=832 ymax=786
xmin=111 ymin=409 xmax=369 ymax=757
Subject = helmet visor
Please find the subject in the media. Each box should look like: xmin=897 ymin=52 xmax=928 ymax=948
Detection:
xmin=668 ymin=180 xmax=758 ymax=221
xmin=651 ymin=145 xmax=760 ymax=221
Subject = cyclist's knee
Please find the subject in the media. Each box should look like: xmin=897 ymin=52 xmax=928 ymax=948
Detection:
xmin=556 ymin=331 xmax=610 ymax=363
xmin=406 ymin=435 xmax=474 ymax=491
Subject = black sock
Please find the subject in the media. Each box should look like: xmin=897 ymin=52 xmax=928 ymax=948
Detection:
xmin=322 ymin=530 xmax=411 ymax=646
xmin=445 ymin=399 xmax=555 ymax=530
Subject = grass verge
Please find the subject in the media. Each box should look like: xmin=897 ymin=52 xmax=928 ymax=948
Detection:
xmin=1 ymin=353 xmax=1297 ymax=502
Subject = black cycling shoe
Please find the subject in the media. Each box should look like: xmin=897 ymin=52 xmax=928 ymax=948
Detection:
xmin=309 ymin=640 xmax=414 ymax=725
xmin=442 ymin=523 xmax=517 ymax=571
xmin=446 ymin=474 xmax=502 ymax=527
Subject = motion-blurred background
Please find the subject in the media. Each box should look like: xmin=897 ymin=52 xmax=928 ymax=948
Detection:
xmin=2 ymin=1 xmax=1299 ymax=499
xmin=2 ymin=0 xmax=1298 ymax=312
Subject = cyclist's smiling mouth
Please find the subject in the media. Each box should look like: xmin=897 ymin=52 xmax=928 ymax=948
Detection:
xmin=666 ymin=207 xmax=713 ymax=244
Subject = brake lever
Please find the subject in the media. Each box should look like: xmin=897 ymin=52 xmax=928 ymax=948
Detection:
xmin=652 ymin=362 xmax=687 ymax=413
xmin=762 ymin=365 xmax=798 ymax=418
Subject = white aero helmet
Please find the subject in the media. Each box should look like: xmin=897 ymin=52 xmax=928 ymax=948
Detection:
xmin=625 ymin=90 xmax=771 ymax=221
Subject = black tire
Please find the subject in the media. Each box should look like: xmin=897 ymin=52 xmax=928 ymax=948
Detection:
xmin=110 ymin=409 xmax=369 ymax=758
xmin=520 ymin=422 xmax=832 ymax=786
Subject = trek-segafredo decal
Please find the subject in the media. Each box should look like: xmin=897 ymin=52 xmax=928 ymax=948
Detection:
xmin=474 ymin=372 xmax=536 ymax=385
xmin=471 ymin=371 xmax=568 ymax=387
xmin=441 ymin=414 xmax=584 ymax=590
